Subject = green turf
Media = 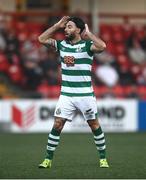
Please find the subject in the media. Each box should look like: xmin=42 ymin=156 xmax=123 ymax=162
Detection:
xmin=0 ymin=132 xmax=146 ymax=179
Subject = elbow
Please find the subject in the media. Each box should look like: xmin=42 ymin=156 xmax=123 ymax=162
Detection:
xmin=101 ymin=42 xmax=106 ymax=51
xmin=38 ymin=36 xmax=44 ymax=44
xmin=97 ymin=43 xmax=106 ymax=52
xmin=96 ymin=42 xmax=106 ymax=53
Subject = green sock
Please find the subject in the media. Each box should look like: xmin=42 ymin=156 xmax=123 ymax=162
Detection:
xmin=92 ymin=126 xmax=106 ymax=159
xmin=46 ymin=128 xmax=61 ymax=160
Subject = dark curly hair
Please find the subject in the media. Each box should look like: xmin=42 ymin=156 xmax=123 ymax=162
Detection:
xmin=68 ymin=16 xmax=85 ymax=34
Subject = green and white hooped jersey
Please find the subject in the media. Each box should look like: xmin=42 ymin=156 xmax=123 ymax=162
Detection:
xmin=55 ymin=39 xmax=94 ymax=97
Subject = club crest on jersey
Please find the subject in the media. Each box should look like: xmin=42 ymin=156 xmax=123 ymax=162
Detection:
xmin=75 ymin=46 xmax=82 ymax=52
xmin=56 ymin=108 xmax=61 ymax=115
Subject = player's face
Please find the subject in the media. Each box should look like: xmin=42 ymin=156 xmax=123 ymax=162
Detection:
xmin=64 ymin=21 xmax=80 ymax=41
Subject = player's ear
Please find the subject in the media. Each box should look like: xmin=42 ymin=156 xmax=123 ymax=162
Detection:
xmin=76 ymin=27 xmax=81 ymax=34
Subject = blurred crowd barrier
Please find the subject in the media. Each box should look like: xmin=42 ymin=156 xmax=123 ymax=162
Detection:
xmin=0 ymin=11 xmax=146 ymax=99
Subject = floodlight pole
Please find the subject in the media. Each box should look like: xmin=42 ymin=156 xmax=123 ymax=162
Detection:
xmin=90 ymin=0 xmax=99 ymax=34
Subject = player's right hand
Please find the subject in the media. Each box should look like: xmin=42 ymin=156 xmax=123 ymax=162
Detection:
xmin=56 ymin=16 xmax=70 ymax=28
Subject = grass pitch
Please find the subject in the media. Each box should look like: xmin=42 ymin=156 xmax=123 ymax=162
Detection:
xmin=0 ymin=132 xmax=146 ymax=179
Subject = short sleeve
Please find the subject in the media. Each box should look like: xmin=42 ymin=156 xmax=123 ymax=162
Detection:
xmin=86 ymin=40 xmax=94 ymax=57
xmin=55 ymin=40 xmax=62 ymax=52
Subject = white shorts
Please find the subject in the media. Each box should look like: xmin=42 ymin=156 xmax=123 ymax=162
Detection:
xmin=54 ymin=95 xmax=98 ymax=121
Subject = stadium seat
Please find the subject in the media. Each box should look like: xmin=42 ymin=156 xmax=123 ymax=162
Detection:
xmin=112 ymin=85 xmax=125 ymax=98
xmin=110 ymin=24 xmax=123 ymax=33
xmin=106 ymin=42 xmax=116 ymax=54
xmin=15 ymin=21 xmax=27 ymax=32
xmin=100 ymin=31 xmax=113 ymax=43
xmin=138 ymin=86 xmax=146 ymax=99
xmin=18 ymin=32 xmax=29 ymax=42
xmin=130 ymin=64 xmax=141 ymax=79
xmin=0 ymin=53 xmax=10 ymax=73
xmin=8 ymin=64 xmax=24 ymax=84
xmin=54 ymin=32 xmax=65 ymax=40
xmin=114 ymin=43 xmax=126 ymax=55
xmin=113 ymin=31 xmax=124 ymax=43
xmin=117 ymin=54 xmax=131 ymax=68
xmin=47 ymin=86 xmax=61 ymax=98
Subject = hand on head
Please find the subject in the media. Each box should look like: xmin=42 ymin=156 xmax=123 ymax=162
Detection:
xmin=56 ymin=16 xmax=70 ymax=28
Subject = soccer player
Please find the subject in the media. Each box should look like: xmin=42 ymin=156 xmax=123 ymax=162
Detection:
xmin=38 ymin=16 xmax=109 ymax=168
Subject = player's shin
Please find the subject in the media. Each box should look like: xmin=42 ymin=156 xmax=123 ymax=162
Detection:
xmin=46 ymin=128 xmax=61 ymax=160
xmin=92 ymin=126 xmax=106 ymax=159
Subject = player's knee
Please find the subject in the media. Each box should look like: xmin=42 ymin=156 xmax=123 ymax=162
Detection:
xmin=53 ymin=118 xmax=65 ymax=131
xmin=87 ymin=119 xmax=100 ymax=130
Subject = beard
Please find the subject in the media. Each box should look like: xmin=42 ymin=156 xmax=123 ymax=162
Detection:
xmin=65 ymin=33 xmax=75 ymax=41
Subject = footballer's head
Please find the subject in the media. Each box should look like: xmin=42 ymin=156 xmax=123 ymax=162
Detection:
xmin=64 ymin=16 xmax=85 ymax=41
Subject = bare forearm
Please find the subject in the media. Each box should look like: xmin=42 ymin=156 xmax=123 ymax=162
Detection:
xmin=38 ymin=16 xmax=69 ymax=44
xmin=88 ymin=32 xmax=106 ymax=51
xmin=38 ymin=24 xmax=59 ymax=43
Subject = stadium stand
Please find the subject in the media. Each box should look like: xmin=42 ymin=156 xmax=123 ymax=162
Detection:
xmin=0 ymin=11 xmax=146 ymax=99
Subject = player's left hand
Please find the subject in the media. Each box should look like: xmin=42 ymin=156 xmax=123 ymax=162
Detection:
xmin=81 ymin=24 xmax=91 ymax=39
